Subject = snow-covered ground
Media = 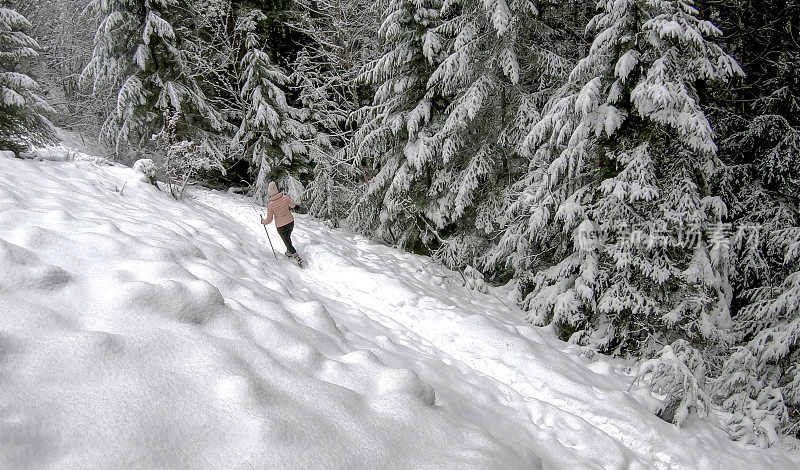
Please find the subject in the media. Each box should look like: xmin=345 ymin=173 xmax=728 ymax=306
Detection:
xmin=1 ymin=146 xmax=799 ymax=469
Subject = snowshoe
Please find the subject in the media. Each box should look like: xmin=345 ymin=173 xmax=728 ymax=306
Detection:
xmin=292 ymin=253 xmax=305 ymax=268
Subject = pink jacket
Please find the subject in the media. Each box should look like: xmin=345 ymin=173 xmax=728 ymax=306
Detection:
xmin=263 ymin=192 xmax=296 ymax=227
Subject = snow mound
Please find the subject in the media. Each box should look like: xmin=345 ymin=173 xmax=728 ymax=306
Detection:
xmin=132 ymin=158 xmax=157 ymax=185
xmin=0 ymin=239 xmax=72 ymax=291
xmin=0 ymin=150 xmax=798 ymax=468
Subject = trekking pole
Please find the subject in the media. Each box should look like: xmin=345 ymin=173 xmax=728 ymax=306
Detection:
xmin=245 ymin=188 xmax=278 ymax=260
xmin=260 ymin=214 xmax=279 ymax=260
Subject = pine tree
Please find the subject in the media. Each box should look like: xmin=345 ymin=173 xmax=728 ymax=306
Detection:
xmin=704 ymin=0 xmax=800 ymax=442
xmin=292 ymin=48 xmax=360 ymax=224
xmin=495 ymin=0 xmax=742 ymax=376
xmin=419 ymin=0 xmax=562 ymax=269
xmin=12 ymin=0 xmax=108 ymax=139
xmin=707 ymin=0 xmax=800 ymax=304
xmin=289 ymin=0 xmax=380 ymax=223
xmin=291 ymin=0 xmax=379 ymax=116
xmin=232 ymin=7 xmax=316 ymax=202
xmin=82 ymin=0 xmax=227 ymax=155
xmin=713 ymin=226 xmax=800 ymax=444
xmin=0 ymin=5 xmax=54 ymax=153
xmin=637 ymin=339 xmax=711 ymax=426
xmin=346 ymin=0 xmax=444 ymax=249
xmin=343 ymin=0 xmax=580 ymax=265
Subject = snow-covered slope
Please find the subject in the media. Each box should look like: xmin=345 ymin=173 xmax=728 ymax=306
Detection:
xmin=1 ymin=150 xmax=798 ymax=469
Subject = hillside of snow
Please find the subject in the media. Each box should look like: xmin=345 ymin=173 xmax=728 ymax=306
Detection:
xmin=1 ymin=147 xmax=799 ymax=469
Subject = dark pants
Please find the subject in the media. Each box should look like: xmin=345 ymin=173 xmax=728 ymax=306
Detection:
xmin=276 ymin=221 xmax=297 ymax=255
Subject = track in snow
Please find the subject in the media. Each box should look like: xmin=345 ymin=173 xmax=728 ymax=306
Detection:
xmin=193 ymin=189 xmax=797 ymax=470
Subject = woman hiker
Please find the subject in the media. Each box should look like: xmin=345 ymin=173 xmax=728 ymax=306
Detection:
xmin=261 ymin=181 xmax=303 ymax=265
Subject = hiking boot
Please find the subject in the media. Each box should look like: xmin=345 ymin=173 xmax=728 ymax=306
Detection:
xmin=285 ymin=250 xmax=293 ymax=258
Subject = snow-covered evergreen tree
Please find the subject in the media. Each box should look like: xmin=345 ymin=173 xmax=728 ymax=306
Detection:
xmin=292 ymin=48 xmax=360 ymax=224
xmin=419 ymin=0 xmax=562 ymax=268
xmin=232 ymin=8 xmax=316 ymax=202
xmin=711 ymin=119 xmax=800 ymax=442
xmin=289 ymin=0 xmax=380 ymax=223
xmin=638 ymin=339 xmax=711 ymax=426
xmin=344 ymin=0 xmax=577 ymax=263
xmin=494 ymin=0 xmax=742 ymax=374
xmin=291 ymin=49 xmax=348 ymax=147
xmin=713 ymin=227 xmax=800 ymax=445
xmin=81 ymin=0 xmax=227 ymax=157
xmin=13 ymin=0 xmax=108 ymax=140
xmin=346 ymin=0 xmax=444 ymax=249
xmin=707 ymin=0 xmax=800 ymax=310
xmin=291 ymin=0 xmax=379 ymax=110
xmin=0 ymin=5 xmax=54 ymax=153
xmin=703 ymin=0 xmax=800 ymax=442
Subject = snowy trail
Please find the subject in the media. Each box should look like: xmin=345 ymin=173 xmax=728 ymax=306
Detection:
xmin=1 ymin=149 xmax=798 ymax=469
xmin=194 ymin=190 xmax=798 ymax=470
